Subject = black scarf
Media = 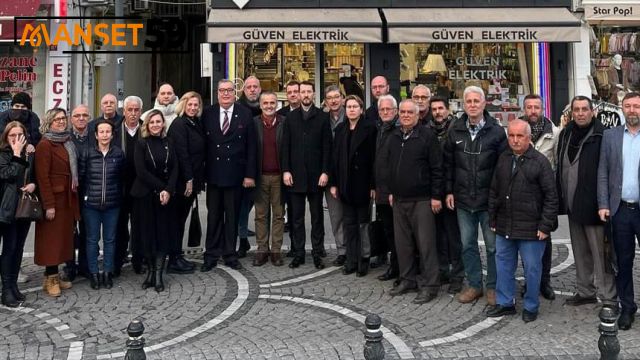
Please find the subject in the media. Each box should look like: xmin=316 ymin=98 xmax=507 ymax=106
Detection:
xmin=567 ymin=120 xmax=594 ymax=162
xmin=530 ymin=118 xmax=546 ymax=144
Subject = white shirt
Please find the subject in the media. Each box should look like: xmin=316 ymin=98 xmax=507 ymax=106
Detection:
xmin=125 ymin=123 xmax=140 ymax=137
xmin=219 ymin=104 xmax=234 ymax=131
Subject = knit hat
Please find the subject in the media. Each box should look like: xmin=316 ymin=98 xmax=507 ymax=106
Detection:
xmin=12 ymin=92 xmax=32 ymax=110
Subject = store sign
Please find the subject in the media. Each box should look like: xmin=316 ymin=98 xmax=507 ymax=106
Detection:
xmin=584 ymin=5 xmax=640 ymax=22
xmin=46 ymin=57 xmax=70 ymax=109
xmin=209 ymin=27 xmax=381 ymax=43
xmin=0 ymin=57 xmax=38 ymax=88
xmin=448 ymin=56 xmax=508 ymax=80
xmin=388 ymin=27 xmax=581 ymax=43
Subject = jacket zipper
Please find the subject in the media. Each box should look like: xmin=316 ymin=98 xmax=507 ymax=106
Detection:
xmin=101 ymin=154 xmax=107 ymax=207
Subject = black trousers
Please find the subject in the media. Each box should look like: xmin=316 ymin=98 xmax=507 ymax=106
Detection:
xmin=541 ymin=237 xmax=552 ymax=284
xmin=66 ymin=219 xmax=88 ymax=275
xmin=171 ymin=193 xmax=196 ymax=257
xmin=377 ymin=203 xmax=398 ymax=274
xmin=115 ymin=195 xmax=143 ymax=268
xmin=342 ymin=203 xmax=370 ymax=270
xmin=205 ymin=185 xmax=242 ymax=263
xmin=0 ymin=221 xmax=30 ymax=288
xmin=435 ymin=207 xmax=464 ymax=281
xmin=290 ymin=191 xmax=324 ymax=258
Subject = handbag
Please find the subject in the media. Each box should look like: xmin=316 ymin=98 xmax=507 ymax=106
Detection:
xmin=15 ymin=191 xmax=43 ymax=221
xmin=187 ymin=196 xmax=202 ymax=247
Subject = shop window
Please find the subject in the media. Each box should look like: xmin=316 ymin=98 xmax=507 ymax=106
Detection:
xmin=323 ymin=44 xmax=365 ymax=100
xmin=0 ymin=44 xmax=46 ymax=115
xmin=400 ymin=43 xmax=529 ymax=121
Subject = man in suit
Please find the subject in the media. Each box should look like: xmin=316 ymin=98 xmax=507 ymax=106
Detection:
xmin=201 ymin=79 xmax=257 ymax=271
xmin=277 ymin=81 xmax=301 ymax=117
xmin=282 ymin=81 xmax=331 ymax=270
xmin=598 ymin=92 xmax=640 ymax=330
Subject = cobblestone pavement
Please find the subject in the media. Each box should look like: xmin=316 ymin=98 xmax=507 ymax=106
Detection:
xmin=1 ymin=211 xmax=639 ymax=359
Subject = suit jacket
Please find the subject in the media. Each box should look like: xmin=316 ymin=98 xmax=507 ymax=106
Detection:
xmin=254 ymin=114 xmax=285 ymax=186
xmin=277 ymin=105 xmax=297 ymax=117
xmin=598 ymin=125 xmax=640 ymax=217
xmin=202 ymin=103 xmax=257 ymax=187
xmin=281 ymin=106 xmax=332 ymax=193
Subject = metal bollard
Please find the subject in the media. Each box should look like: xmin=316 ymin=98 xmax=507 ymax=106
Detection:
xmin=124 ymin=320 xmax=146 ymax=360
xmin=364 ymin=314 xmax=385 ymax=360
xmin=598 ymin=306 xmax=620 ymax=360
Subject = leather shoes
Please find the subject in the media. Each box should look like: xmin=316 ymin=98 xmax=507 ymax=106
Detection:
xmin=540 ymin=282 xmax=556 ymax=300
xmin=200 ymin=261 xmax=217 ymax=272
xmin=458 ymin=287 xmax=483 ymax=304
xmin=237 ymin=238 xmax=251 ymax=258
xmin=332 ymin=255 xmax=346 ymax=266
xmin=388 ymin=281 xmax=417 ymax=296
xmin=270 ymin=252 xmax=284 ymax=266
xmin=618 ymin=311 xmax=636 ymax=330
xmin=289 ymin=257 xmax=305 ymax=268
xmin=89 ymin=273 xmax=101 ymax=290
xmin=448 ymin=279 xmax=463 ymax=294
xmin=252 ymin=253 xmax=269 ymax=267
xmin=565 ymin=293 xmax=598 ymax=306
xmin=486 ymin=289 xmax=497 ymax=306
xmin=313 ymin=256 xmax=325 ymax=270
xmin=225 ymin=261 xmax=242 ymax=270
xmin=103 ymin=272 xmax=113 ymax=289
xmin=413 ymin=289 xmax=438 ymax=304
xmin=486 ymin=305 xmax=517 ymax=317
xmin=167 ymin=257 xmax=195 ymax=274
xmin=177 ymin=256 xmax=195 ymax=270
xmin=378 ymin=268 xmax=398 ymax=281
xmin=522 ymin=309 xmax=538 ymax=323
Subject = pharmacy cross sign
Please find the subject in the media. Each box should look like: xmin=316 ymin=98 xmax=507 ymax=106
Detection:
xmin=232 ymin=0 xmax=250 ymax=9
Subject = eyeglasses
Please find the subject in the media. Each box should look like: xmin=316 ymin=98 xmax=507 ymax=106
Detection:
xmin=325 ymin=95 xmax=341 ymax=101
xmin=72 ymin=113 xmax=90 ymax=118
xmin=218 ymin=88 xmax=235 ymax=95
xmin=412 ymin=96 xmax=430 ymax=101
xmin=52 ymin=116 xmax=67 ymax=123
xmin=345 ymin=105 xmax=361 ymax=109
xmin=371 ymin=85 xmax=387 ymax=90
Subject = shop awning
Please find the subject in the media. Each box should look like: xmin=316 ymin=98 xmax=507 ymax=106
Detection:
xmin=207 ymin=8 xmax=383 ymax=43
xmin=0 ymin=0 xmax=41 ymax=42
xmin=383 ymin=7 xmax=582 ymax=43
xmin=582 ymin=1 xmax=640 ymax=25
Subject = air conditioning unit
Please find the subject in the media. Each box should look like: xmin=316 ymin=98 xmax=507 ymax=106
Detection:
xmin=131 ymin=0 xmax=149 ymax=12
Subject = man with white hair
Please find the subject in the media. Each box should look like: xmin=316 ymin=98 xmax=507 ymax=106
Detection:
xmin=141 ymin=83 xmax=179 ymax=129
xmin=443 ymin=86 xmax=507 ymax=306
xmin=411 ymin=84 xmax=433 ymax=125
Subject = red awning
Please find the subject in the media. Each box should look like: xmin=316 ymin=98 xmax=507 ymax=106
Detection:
xmin=0 ymin=0 xmax=42 ymax=42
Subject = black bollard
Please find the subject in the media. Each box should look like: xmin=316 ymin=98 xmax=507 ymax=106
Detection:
xmin=364 ymin=314 xmax=385 ymax=360
xmin=598 ymin=306 xmax=620 ymax=360
xmin=124 ymin=320 xmax=146 ymax=360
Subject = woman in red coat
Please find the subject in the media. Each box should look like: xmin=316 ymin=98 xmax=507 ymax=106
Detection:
xmin=34 ymin=108 xmax=80 ymax=297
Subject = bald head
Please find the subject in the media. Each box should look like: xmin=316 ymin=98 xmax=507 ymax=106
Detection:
xmin=100 ymin=93 xmax=117 ymax=119
xmin=371 ymin=76 xmax=389 ymax=100
xmin=157 ymin=84 xmax=175 ymax=106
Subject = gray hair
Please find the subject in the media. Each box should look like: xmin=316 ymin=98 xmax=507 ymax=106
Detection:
xmin=324 ymin=85 xmax=341 ymax=96
xmin=463 ymin=86 xmax=486 ymax=102
xmin=377 ymin=95 xmax=397 ymax=109
xmin=412 ymin=84 xmax=431 ymax=95
xmin=508 ymin=119 xmax=532 ymax=136
xmin=124 ymin=95 xmax=143 ymax=109
xmin=399 ymin=99 xmax=420 ymax=114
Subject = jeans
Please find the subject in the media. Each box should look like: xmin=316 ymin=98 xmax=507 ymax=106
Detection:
xmin=495 ymin=235 xmax=546 ymax=313
xmin=457 ymin=208 xmax=496 ymax=290
xmin=611 ymin=203 xmax=640 ymax=313
xmin=83 ymin=206 xmax=120 ymax=274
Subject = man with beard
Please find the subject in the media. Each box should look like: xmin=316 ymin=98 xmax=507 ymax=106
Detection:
xmin=365 ymin=76 xmax=390 ymax=125
xmin=598 ymin=92 xmax=640 ymax=330
xmin=427 ymin=96 xmax=463 ymax=294
xmin=557 ymin=96 xmax=616 ymax=309
xmin=0 ymin=92 xmax=41 ymax=148
xmin=237 ymin=76 xmax=262 ymax=258
xmin=412 ymin=85 xmax=433 ymax=126
xmin=519 ymin=94 xmax=561 ymax=300
xmin=282 ymin=81 xmax=331 ymax=270
xmin=141 ymin=83 xmax=179 ymax=129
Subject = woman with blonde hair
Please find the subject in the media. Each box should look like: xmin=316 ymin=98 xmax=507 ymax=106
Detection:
xmin=166 ymin=91 xmax=205 ymax=273
xmin=0 ymin=121 xmax=38 ymax=306
xmin=131 ymin=109 xmax=178 ymax=292
xmin=34 ymin=108 xmax=80 ymax=297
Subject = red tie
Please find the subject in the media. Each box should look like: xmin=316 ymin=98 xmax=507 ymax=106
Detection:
xmin=222 ymin=111 xmax=230 ymax=135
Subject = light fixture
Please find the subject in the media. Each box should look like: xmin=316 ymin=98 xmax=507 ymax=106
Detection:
xmin=421 ymin=54 xmax=447 ymax=74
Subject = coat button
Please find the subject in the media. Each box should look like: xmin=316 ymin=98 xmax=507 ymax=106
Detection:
xmin=227 ymin=158 xmax=230 ymax=161
xmin=217 ymin=145 xmax=220 ymax=148
xmin=227 ymin=145 xmax=230 ymax=148
xmin=216 ymin=157 xmax=219 ymax=160
xmin=506 ymin=196 xmax=509 ymax=199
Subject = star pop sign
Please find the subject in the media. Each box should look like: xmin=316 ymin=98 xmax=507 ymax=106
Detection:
xmin=232 ymin=0 xmax=250 ymax=9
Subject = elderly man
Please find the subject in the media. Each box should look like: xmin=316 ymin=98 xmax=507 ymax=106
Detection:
xmin=240 ymin=75 xmax=262 ymax=117
xmin=598 ymin=92 xmax=640 ymax=330
xmin=324 ymin=85 xmax=347 ymax=266
xmin=375 ymin=94 xmax=399 ymax=283
xmin=252 ymin=91 xmax=286 ymax=266
xmin=557 ymin=96 xmax=616 ymax=308
xmin=113 ymin=96 xmax=145 ymax=275
xmin=487 ymin=120 xmax=558 ymax=323
xmin=444 ymin=86 xmax=507 ymax=305
xmin=95 ymin=93 xmax=123 ymax=126
xmin=366 ymin=75 xmax=390 ymax=124
xmin=519 ymin=94 xmax=561 ymax=300
xmin=412 ymin=85 xmax=433 ymax=125
xmin=201 ymin=79 xmax=256 ymax=271
xmin=384 ymin=99 xmax=443 ymax=304
xmin=282 ymin=81 xmax=331 ymax=270
xmin=427 ymin=96 xmax=463 ymax=294
xmin=142 ymin=83 xmax=179 ymax=129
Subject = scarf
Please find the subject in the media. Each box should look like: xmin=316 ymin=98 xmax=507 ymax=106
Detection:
xmin=428 ymin=116 xmax=453 ymax=141
xmin=530 ymin=118 xmax=546 ymax=144
xmin=43 ymin=131 xmax=78 ymax=191
xmin=567 ymin=120 xmax=594 ymax=163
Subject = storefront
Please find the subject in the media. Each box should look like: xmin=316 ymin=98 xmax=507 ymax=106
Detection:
xmin=207 ymin=1 xmax=581 ymax=120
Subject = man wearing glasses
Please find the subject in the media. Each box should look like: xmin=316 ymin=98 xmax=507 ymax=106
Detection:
xmin=411 ymin=85 xmax=433 ymax=126
xmin=201 ymin=79 xmax=257 ymax=271
xmin=443 ymin=86 xmax=507 ymax=306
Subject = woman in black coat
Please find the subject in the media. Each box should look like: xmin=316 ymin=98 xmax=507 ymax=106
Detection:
xmin=166 ymin=91 xmax=206 ymax=274
xmin=131 ymin=110 xmax=179 ymax=293
xmin=0 ymin=121 xmax=37 ymax=307
xmin=329 ymin=95 xmax=377 ymax=277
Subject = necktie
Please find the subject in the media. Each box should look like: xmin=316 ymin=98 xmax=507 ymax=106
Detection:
xmin=222 ymin=111 xmax=230 ymax=135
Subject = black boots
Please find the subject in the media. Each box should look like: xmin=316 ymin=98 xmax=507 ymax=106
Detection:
xmin=90 ymin=273 xmax=101 ymax=290
xmin=154 ymin=256 xmax=166 ymax=293
xmin=103 ymin=272 xmax=113 ymax=289
xmin=1 ymin=274 xmax=22 ymax=307
xmin=142 ymin=259 xmax=155 ymax=290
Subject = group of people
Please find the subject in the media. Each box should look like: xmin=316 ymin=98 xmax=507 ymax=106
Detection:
xmin=0 ymin=75 xmax=638 ymax=332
